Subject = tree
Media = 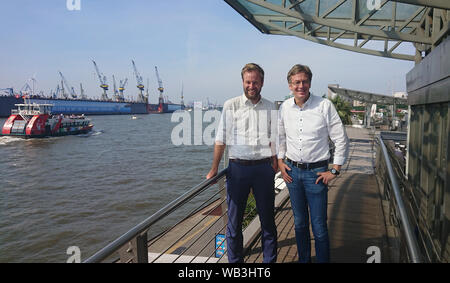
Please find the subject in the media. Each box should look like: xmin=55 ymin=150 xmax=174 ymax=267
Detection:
xmin=330 ymin=95 xmax=352 ymax=125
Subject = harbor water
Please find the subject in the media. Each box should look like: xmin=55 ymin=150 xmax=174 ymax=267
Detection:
xmin=0 ymin=113 xmax=218 ymax=262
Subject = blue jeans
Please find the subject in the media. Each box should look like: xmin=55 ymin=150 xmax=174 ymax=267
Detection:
xmin=226 ymin=161 xmax=277 ymax=263
xmin=285 ymin=160 xmax=329 ymax=263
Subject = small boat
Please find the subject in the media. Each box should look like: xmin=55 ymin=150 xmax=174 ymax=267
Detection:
xmin=1 ymin=102 xmax=93 ymax=138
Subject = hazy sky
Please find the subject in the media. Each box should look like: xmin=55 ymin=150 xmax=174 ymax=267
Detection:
xmin=0 ymin=0 xmax=415 ymax=105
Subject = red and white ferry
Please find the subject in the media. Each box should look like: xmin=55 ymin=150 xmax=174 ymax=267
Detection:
xmin=1 ymin=102 xmax=93 ymax=138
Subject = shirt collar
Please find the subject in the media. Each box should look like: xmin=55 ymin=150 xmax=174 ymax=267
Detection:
xmin=241 ymin=93 xmax=262 ymax=107
xmin=291 ymin=93 xmax=313 ymax=109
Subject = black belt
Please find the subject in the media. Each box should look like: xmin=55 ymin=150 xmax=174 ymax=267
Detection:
xmin=229 ymin=157 xmax=271 ymax=166
xmin=286 ymin=158 xmax=328 ymax=170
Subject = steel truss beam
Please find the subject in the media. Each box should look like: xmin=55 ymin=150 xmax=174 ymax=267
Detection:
xmin=225 ymin=0 xmax=450 ymax=62
xmin=391 ymin=0 xmax=450 ymax=10
xmin=328 ymin=85 xmax=407 ymax=105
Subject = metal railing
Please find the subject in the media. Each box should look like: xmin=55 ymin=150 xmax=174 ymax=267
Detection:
xmin=84 ymin=167 xmax=288 ymax=263
xmin=375 ymin=134 xmax=422 ymax=263
xmin=84 ymin=169 xmax=228 ymax=263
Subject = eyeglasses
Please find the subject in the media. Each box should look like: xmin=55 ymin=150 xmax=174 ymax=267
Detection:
xmin=289 ymin=80 xmax=310 ymax=86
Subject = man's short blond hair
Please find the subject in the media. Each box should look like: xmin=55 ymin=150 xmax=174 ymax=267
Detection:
xmin=287 ymin=64 xmax=313 ymax=83
xmin=241 ymin=63 xmax=265 ymax=83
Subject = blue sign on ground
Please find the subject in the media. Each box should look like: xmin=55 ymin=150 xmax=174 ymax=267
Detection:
xmin=215 ymin=234 xmax=226 ymax=258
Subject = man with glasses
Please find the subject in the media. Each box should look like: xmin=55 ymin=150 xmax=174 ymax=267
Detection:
xmin=277 ymin=64 xmax=349 ymax=263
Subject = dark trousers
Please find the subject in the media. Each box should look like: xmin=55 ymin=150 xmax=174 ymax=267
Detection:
xmin=225 ymin=161 xmax=277 ymax=263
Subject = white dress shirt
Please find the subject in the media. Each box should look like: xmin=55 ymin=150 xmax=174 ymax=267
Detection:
xmin=215 ymin=94 xmax=277 ymax=160
xmin=277 ymin=95 xmax=349 ymax=165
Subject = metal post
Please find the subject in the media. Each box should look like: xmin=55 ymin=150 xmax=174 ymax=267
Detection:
xmin=117 ymin=233 xmax=148 ymax=263
xmin=136 ymin=233 xmax=148 ymax=263
xmin=219 ymin=147 xmax=229 ymax=250
xmin=365 ymin=103 xmax=372 ymax=128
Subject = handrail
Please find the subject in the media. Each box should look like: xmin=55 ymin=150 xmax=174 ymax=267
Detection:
xmin=83 ymin=169 xmax=227 ymax=263
xmin=376 ymin=135 xmax=422 ymax=263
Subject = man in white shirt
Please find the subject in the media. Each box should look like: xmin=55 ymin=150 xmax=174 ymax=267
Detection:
xmin=277 ymin=64 xmax=349 ymax=263
xmin=206 ymin=63 xmax=278 ymax=263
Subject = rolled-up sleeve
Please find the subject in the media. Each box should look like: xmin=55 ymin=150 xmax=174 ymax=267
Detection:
xmin=326 ymin=101 xmax=349 ymax=165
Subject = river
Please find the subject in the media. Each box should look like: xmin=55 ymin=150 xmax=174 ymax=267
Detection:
xmin=0 ymin=112 xmax=220 ymax=262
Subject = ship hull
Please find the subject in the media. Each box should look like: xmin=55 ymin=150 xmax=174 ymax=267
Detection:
xmin=0 ymin=96 xmax=183 ymax=117
xmin=0 ymin=96 xmax=23 ymax=117
xmin=28 ymin=98 xmax=149 ymax=115
xmin=0 ymin=96 xmax=149 ymax=117
xmin=3 ymin=126 xmax=93 ymax=138
xmin=148 ymin=103 xmax=184 ymax=113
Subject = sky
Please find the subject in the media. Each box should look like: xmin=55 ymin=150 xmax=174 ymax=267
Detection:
xmin=0 ymin=0 xmax=416 ymax=105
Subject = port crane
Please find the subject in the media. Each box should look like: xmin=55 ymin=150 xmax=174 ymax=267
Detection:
xmin=131 ymin=60 xmax=147 ymax=103
xmin=53 ymin=84 xmax=60 ymax=98
xmin=79 ymin=83 xmax=87 ymax=99
xmin=146 ymin=77 xmax=149 ymax=99
xmin=112 ymin=75 xmax=119 ymax=101
xmin=92 ymin=60 xmax=109 ymax=100
xmin=118 ymin=78 xmax=128 ymax=101
xmin=154 ymin=66 xmax=165 ymax=106
xmin=180 ymin=82 xmax=184 ymax=106
xmin=18 ymin=76 xmax=38 ymax=97
xmin=58 ymin=80 xmax=66 ymax=99
xmin=58 ymin=71 xmax=77 ymax=99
